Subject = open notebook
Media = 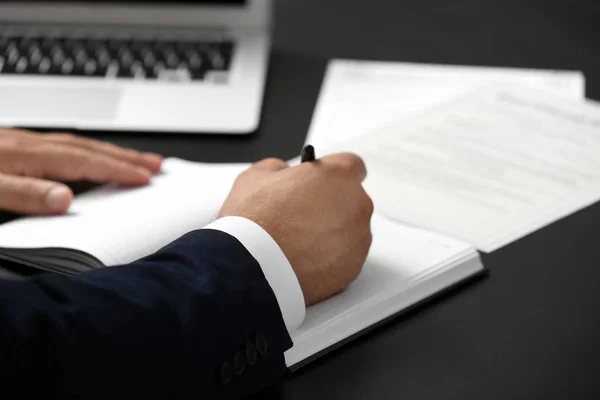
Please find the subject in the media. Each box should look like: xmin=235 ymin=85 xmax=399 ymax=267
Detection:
xmin=0 ymin=157 xmax=484 ymax=371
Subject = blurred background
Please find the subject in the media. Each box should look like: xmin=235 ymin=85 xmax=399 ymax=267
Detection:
xmin=274 ymin=0 xmax=598 ymax=84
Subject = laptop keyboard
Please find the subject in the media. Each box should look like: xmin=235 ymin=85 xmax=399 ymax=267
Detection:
xmin=0 ymin=34 xmax=235 ymax=82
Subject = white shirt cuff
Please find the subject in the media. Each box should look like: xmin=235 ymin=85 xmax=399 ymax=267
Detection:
xmin=202 ymin=216 xmax=306 ymax=334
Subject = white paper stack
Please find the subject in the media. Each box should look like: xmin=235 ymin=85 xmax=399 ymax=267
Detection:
xmin=306 ymin=59 xmax=594 ymax=252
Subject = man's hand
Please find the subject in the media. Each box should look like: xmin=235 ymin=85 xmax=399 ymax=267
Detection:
xmin=0 ymin=128 xmax=163 ymax=215
xmin=219 ymin=153 xmax=374 ymax=306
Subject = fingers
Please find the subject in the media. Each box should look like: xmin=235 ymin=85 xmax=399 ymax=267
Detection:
xmin=41 ymin=133 xmax=163 ymax=173
xmin=0 ymin=128 xmax=163 ymax=177
xmin=0 ymin=173 xmax=73 ymax=214
xmin=318 ymin=152 xmax=368 ymax=182
xmin=15 ymin=145 xmax=153 ymax=186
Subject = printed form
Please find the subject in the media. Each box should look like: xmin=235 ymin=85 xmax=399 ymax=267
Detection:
xmin=306 ymin=60 xmax=586 ymax=149
xmin=332 ymin=86 xmax=600 ymax=251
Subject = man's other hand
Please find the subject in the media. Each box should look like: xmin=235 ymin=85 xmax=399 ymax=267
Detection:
xmin=0 ymin=128 xmax=163 ymax=215
xmin=219 ymin=153 xmax=374 ymax=306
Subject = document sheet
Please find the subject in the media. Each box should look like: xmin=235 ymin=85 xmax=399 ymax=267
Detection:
xmin=330 ymin=86 xmax=600 ymax=251
xmin=306 ymin=60 xmax=586 ymax=149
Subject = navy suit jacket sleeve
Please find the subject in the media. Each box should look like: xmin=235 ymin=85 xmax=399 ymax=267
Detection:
xmin=0 ymin=229 xmax=293 ymax=399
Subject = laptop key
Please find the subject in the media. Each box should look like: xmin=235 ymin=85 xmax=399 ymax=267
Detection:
xmin=15 ymin=57 xmax=28 ymax=74
xmin=7 ymin=48 xmax=20 ymax=66
xmin=38 ymin=58 xmax=51 ymax=74
xmin=142 ymin=50 xmax=156 ymax=68
xmin=209 ymin=50 xmax=225 ymax=70
xmin=186 ymin=51 xmax=203 ymax=70
xmin=165 ymin=52 xmax=180 ymax=69
xmin=118 ymin=48 xmax=134 ymax=67
xmin=29 ymin=48 xmax=43 ymax=66
xmin=131 ymin=62 xmax=145 ymax=79
xmin=61 ymin=58 xmax=74 ymax=74
xmin=83 ymin=60 xmax=97 ymax=75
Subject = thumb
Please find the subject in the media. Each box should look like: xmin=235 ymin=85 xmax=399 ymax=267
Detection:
xmin=0 ymin=173 xmax=73 ymax=215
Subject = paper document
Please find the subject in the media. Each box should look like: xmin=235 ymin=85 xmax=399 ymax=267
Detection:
xmin=306 ymin=60 xmax=585 ymax=149
xmin=329 ymin=86 xmax=600 ymax=251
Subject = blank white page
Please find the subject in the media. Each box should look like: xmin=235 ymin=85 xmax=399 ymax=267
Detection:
xmin=306 ymin=59 xmax=585 ymax=149
xmin=0 ymin=159 xmax=249 ymax=266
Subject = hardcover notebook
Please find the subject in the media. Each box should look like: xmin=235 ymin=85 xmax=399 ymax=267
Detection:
xmin=0 ymin=158 xmax=484 ymax=371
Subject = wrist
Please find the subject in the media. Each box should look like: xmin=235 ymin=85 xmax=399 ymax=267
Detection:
xmin=203 ymin=216 xmax=306 ymax=333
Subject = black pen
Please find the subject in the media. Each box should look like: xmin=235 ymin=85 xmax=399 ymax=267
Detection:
xmin=301 ymin=145 xmax=316 ymax=163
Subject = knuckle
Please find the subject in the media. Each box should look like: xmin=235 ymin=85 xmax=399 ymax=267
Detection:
xmin=331 ymin=153 xmax=366 ymax=177
xmin=260 ymin=157 xmax=287 ymax=169
xmin=353 ymin=189 xmax=374 ymax=219
xmin=125 ymin=148 xmax=143 ymax=158
xmin=361 ymin=194 xmax=375 ymax=217
xmin=339 ymin=152 xmax=365 ymax=169
xmin=233 ymin=169 xmax=252 ymax=186
xmin=0 ymin=147 xmax=36 ymax=176
xmin=237 ymin=166 xmax=253 ymax=179
xmin=101 ymin=140 xmax=131 ymax=153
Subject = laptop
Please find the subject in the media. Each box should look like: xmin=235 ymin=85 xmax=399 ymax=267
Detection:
xmin=0 ymin=0 xmax=273 ymax=134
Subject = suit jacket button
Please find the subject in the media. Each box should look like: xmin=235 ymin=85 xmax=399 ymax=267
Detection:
xmin=220 ymin=360 xmax=233 ymax=384
xmin=256 ymin=333 xmax=268 ymax=356
xmin=234 ymin=351 xmax=246 ymax=375
xmin=245 ymin=340 xmax=258 ymax=366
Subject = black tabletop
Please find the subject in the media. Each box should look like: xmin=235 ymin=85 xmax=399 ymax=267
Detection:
xmin=3 ymin=0 xmax=600 ymax=398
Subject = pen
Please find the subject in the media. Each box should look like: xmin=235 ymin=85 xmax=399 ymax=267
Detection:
xmin=301 ymin=145 xmax=316 ymax=163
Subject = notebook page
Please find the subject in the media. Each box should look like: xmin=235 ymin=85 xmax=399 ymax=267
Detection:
xmin=286 ymin=213 xmax=476 ymax=365
xmin=306 ymin=59 xmax=585 ymax=149
xmin=0 ymin=159 xmax=249 ymax=266
xmin=329 ymin=85 xmax=600 ymax=252
xmin=290 ymin=213 xmax=473 ymax=340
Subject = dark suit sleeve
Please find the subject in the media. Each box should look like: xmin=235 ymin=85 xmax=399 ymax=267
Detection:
xmin=0 ymin=229 xmax=293 ymax=399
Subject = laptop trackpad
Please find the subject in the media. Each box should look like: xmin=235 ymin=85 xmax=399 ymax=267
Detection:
xmin=0 ymin=85 xmax=121 ymax=121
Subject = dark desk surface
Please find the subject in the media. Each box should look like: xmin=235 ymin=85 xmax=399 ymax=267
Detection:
xmin=3 ymin=0 xmax=600 ymax=398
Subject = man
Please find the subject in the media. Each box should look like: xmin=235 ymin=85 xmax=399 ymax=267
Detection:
xmin=0 ymin=128 xmax=373 ymax=399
